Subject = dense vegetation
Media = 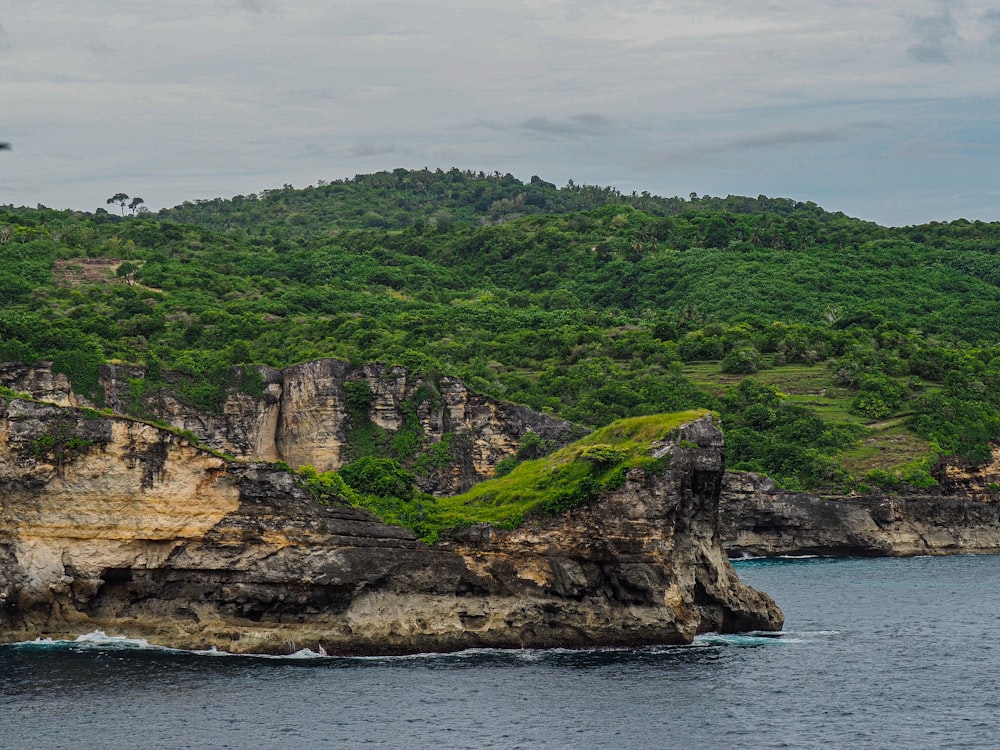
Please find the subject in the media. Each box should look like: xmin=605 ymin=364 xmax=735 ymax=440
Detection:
xmin=5 ymin=167 xmax=1000 ymax=508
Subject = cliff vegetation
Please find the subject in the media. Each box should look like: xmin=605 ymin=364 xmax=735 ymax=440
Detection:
xmin=309 ymin=410 xmax=709 ymax=542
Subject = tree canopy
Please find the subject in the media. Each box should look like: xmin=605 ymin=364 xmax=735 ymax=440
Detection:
xmin=4 ymin=168 xmax=1000 ymax=492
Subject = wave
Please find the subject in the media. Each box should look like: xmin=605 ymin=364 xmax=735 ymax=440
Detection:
xmin=4 ymin=631 xmax=332 ymax=660
xmin=696 ymin=628 xmax=841 ymax=646
xmin=693 ymin=632 xmax=797 ymax=647
xmin=2 ymin=628 xmax=831 ymax=662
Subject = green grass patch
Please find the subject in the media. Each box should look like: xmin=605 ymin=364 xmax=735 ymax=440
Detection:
xmin=839 ymin=425 xmax=933 ymax=476
xmin=687 ymin=360 xmax=945 ymax=485
xmin=685 ymin=360 xmax=838 ymax=396
xmin=424 ymin=409 xmax=709 ymax=539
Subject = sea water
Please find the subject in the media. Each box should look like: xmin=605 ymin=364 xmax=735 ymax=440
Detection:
xmin=2 ymin=555 xmax=999 ymax=749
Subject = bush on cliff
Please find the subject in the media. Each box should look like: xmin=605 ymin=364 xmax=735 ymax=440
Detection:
xmin=427 ymin=410 xmax=709 ymax=537
xmin=339 ymin=456 xmax=416 ymax=500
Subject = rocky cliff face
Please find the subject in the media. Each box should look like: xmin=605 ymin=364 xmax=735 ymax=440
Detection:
xmin=934 ymin=446 xmax=1000 ymax=500
xmin=1 ymin=360 xmax=583 ymax=495
xmin=0 ymin=362 xmax=79 ymax=408
xmin=721 ymin=472 xmax=1000 ymax=557
xmin=0 ymin=401 xmax=782 ymax=654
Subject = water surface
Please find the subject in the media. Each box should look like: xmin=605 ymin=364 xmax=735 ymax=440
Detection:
xmin=2 ymin=555 xmax=998 ymax=749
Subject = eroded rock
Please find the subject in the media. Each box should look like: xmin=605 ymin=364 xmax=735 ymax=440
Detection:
xmin=720 ymin=471 xmax=1000 ymax=557
xmin=91 ymin=359 xmax=583 ymax=495
xmin=0 ymin=403 xmax=782 ymax=654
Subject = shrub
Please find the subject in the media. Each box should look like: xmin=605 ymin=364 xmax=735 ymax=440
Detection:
xmin=579 ymin=444 xmax=626 ymax=467
xmin=721 ymin=345 xmax=763 ymax=374
xmin=339 ymin=456 xmax=415 ymax=500
xmin=850 ymin=373 xmax=905 ymax=419
xmin=296 ymin=464 xmax=357 ymax=505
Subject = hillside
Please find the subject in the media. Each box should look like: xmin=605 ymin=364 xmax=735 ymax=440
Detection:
xmin=3 ymin=169 xmax=1000 ymax=496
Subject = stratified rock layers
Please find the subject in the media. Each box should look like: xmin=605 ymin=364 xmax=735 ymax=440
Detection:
xmin=720 ymin=472 xmax=1000 ymax=557
xmin=0 ymin=401 xmax=782 ymax=654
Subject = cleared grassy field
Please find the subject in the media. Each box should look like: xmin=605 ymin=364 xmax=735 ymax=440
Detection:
xmin=683 ymin=359 xmax=935 ymax=475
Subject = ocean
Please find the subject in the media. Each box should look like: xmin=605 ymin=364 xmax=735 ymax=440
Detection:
xmin=2 ymin=555 xmax=998 ymax=749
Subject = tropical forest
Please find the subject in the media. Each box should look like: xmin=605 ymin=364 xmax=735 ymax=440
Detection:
xmin=4 ymin=167 xmax=1000 ymax=522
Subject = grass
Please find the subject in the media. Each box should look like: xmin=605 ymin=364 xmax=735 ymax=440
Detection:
xmin=684 ymin=358 xmax=940 ymax=478
xmin=839 ymin=425 xmax=933 ymax=475
xmin=685 ymin=359 xmax=869 ymax=424
xmin=358 ymin=409 xmax=710 ymax=542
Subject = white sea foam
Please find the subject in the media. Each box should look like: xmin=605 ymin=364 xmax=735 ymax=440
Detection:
xmin=6 ymin=632 xmax=806 ymax=660
xmin=283 ymin=648 xmax=331 ymax=659
xmin=694 ymin=631 xmax=801 ymax=647
xmin=73 ymin=630 xmax=156 ymax=648
xmin=9 ymin=630 xmax=184 ymax=654
xmin=730 ymin=553 xmax=829 ymax=564
xmin=728 ymin=549 xmax=770 ymax=560
xmin=779 ymin=554 xmax=822 ymax=559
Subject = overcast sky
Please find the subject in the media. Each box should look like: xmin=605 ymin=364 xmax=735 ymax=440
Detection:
xmin=3 ymin=1 xmax=1000 ymax=226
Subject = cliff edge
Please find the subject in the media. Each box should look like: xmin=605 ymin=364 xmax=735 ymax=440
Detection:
xmin=0 ymin=400 xmax=782 ymax=654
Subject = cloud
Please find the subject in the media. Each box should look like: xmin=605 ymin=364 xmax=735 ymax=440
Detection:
xmin=237 ymin=0 xmax=269 ymax=12
xmin=351 ymin=142 xmax=397 ymax=157
xmin=521 ymin=113 xmax=615 ymax=138
xmin=665 ymin=122 xmax=893 ymax=164
xmin=889 ymin=138 xmax=988 ymax=159
xmin=464 ymin=114 xmax=618 ymax=139
xmin=906 ymin=5 xmax=959 ymax=63
xmin=983 ymin=8 xmax=1000 ymax=46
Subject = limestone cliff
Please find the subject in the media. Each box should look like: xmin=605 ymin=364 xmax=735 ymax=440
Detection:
xmin=1 ymin=360 xmax=583 ymax=495
xmin=934 ymin=446 xmax=1000 ymax=500
xmin=721 ymin=471 xmax=1000 ymax=557
xmin=0 ymin=401 xmax=782 ymax=654
xmin=0 ymin=362 xmax=79 ymax=408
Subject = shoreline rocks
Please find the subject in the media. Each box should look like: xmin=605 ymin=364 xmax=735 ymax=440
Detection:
xmin=720 ymin=471 xmax=1000 ymax=557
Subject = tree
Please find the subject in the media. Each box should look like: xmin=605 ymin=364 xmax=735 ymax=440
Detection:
xmin=107 ymin=193 xmax=129 ymax=216
xmin=339 ymin=456 xmax=415 ymax=500
xmin=115 ymin=261 xmax=140 ymax=287
xmin=128 ymin=197 xmax=145 ymax=216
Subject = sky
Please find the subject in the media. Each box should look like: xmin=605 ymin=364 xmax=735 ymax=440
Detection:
xmin=2 ymin=0 xmax=1000 ymax=226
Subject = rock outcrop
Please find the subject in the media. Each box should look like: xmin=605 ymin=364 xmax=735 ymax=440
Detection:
xmin=0 ymin=401 xmax=782 ymax=654
xmin=0 ymin=362 xmax=79 ymax=408
xmin=1 ymin=360 xmax=584 ymax=495
xmin=721 ymin=471 xmax=1000 ymax=557
xmin=934 ymin=446 xmax=1000 ymax=500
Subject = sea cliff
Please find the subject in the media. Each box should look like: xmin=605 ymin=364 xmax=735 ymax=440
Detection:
xmin=0 ymin=399 xmax=782 ymax=654
xmin=4 ymin=360 xmax=1000 ymax=560
xmin=720 ymin=471 xmax=1000 ymax=557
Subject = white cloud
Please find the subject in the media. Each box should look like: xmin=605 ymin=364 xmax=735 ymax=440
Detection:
xmin=3 ymin=0 xmax=1000 ymax=224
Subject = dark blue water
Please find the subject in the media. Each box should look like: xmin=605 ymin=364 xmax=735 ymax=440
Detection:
xmin=2 ymin=555 xmax=999 ymax=749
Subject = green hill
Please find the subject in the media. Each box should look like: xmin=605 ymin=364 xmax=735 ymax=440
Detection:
xmin=3 ymin=169 xmax=1000 ymax=497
